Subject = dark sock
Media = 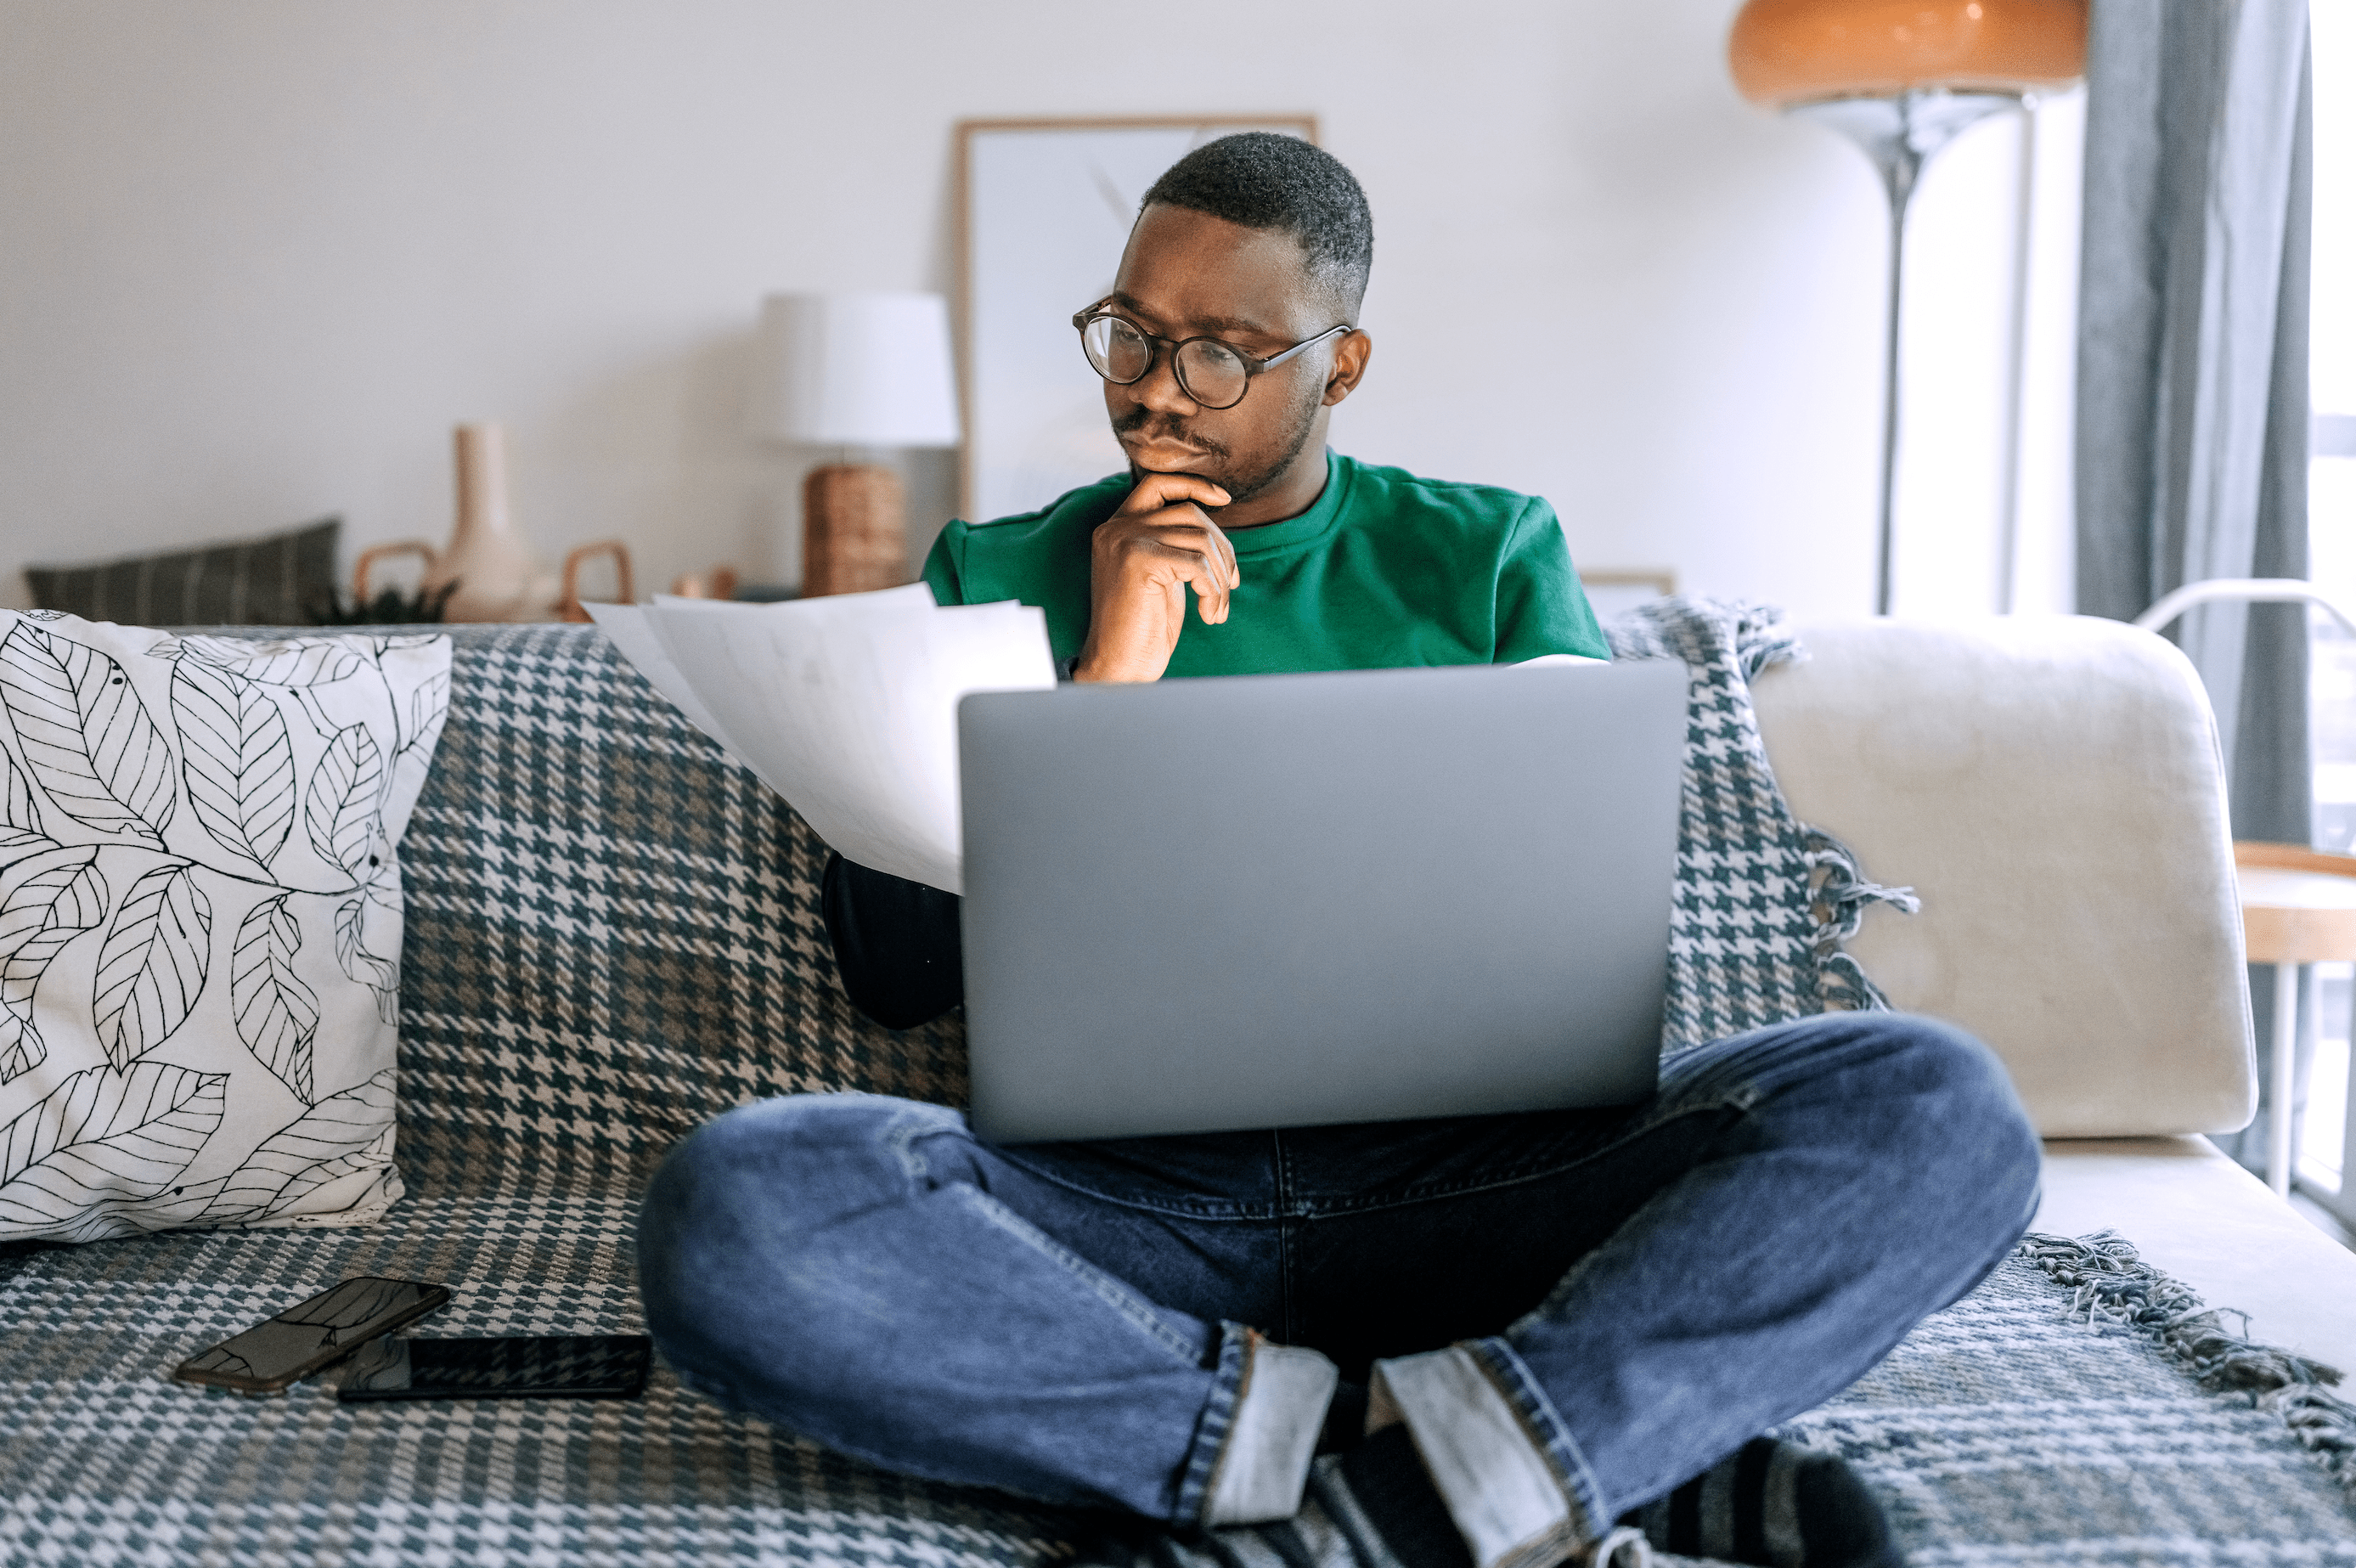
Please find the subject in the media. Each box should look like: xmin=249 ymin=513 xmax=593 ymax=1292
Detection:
xmin=1068 ymin=1425 xmax=1475 ymax=1568
xmin=1317 ymin=1379 xmax=1371 ymax=1454
xmin=1620 ymin=1437 xmax=1900 ymax=1568
xmin=1333 ymin=1425 xmax=1475 ymax=1568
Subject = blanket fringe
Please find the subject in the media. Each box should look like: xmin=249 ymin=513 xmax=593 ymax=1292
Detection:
xmin=1727 ymin=604 xmax=1805 ymax=683
xmin=1798 ymin=827 xmax=1919 ymax=1012
xmin=2019 ymin=1230 xmax=2356 ymax=1498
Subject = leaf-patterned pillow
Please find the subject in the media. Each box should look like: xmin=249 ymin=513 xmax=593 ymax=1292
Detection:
xmin=0 ymin=612 xmax=450 ymax=1243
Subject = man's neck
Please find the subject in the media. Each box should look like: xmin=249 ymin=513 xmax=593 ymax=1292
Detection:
xmin=1214 ymin=443 xmax=1332 ymax=531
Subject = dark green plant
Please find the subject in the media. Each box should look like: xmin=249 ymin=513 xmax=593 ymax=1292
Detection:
xmin=307 ymin=580 xmax=458 ymax=626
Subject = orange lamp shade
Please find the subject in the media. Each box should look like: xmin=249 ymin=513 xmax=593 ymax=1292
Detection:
xmin=1728 ymin=0 xmax=2086 ymax=108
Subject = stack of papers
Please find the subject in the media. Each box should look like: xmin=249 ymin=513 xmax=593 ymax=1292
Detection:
xmin=586 ymin=585 xmax=1056 ymax=894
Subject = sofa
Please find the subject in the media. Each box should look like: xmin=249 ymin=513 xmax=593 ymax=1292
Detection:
xmin=1 ymin=612 xmax=2350 ymax=1565
xmin=1751 ymin=615 xmax=2356 ymax=1377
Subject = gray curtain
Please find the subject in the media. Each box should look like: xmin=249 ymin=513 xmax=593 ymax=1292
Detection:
xmin=2077 ymin=0 xmax=2314 ymax=835
xmin=2074 ymin=0 xmax=2313 ymax=1171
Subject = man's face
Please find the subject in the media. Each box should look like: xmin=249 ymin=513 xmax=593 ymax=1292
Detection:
xmin=1099 ymin=204 xmax=1349 ymax=506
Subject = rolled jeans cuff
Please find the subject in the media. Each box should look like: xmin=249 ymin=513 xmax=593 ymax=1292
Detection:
xmin=1195 ymin=1330 xmax=1340 ymax=1526
xmin=1371 ymin=1340 xmax=1609 ymax=1568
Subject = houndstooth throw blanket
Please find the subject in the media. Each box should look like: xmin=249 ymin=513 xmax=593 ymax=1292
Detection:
xmin=3 ymin=608 xmax=2349 ymax=1564
xmin=1605 ymin=599 xmax=1918 ymax=1052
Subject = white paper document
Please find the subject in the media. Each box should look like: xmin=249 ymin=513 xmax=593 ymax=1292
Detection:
xmin=586 ymin=586 xmax=1055 ymax=894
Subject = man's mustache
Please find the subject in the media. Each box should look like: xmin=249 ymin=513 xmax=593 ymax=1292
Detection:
xmin=1112 ymin=408 xmax=1227 ymax=460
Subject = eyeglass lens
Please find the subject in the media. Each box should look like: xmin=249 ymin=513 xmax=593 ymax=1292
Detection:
xmin=1081 ymin=317 xmax=1252 ymax=409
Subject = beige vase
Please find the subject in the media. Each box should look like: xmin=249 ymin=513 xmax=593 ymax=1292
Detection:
xmin=354 ymin=423 xmax=628 ymax=623
xmin=426 ymin=423 xmax=544 ymax=621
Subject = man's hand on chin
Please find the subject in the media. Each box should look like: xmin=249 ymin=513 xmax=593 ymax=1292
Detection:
xmin=1073 ymin=471 xmax=1240 ymax=684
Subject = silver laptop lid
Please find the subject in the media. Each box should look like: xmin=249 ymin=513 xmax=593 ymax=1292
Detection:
xmin=957 ymin=658 xmax=1686 ymax=1143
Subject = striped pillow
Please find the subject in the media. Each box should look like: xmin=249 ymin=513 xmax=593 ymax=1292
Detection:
xmin=25 ymin=517 xmax=339 ymax=628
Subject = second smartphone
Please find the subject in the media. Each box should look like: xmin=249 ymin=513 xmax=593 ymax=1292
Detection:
xmin=336 ymin=1334 xmax=652 ymax=1402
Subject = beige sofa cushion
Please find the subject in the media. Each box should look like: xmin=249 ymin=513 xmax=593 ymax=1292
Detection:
xmin=1753 ymin=616 xmax=2255 ymax=1138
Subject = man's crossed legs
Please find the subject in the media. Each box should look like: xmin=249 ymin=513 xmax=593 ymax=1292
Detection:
xmin=637 ymin=1014 xmax=2041 ymax=1568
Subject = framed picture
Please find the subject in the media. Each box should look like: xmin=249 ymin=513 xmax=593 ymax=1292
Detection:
xmin=955 ymin=116 xmax=1318 ymax=525
xmin=1578 ymin=569 xmax=1678 ymax=623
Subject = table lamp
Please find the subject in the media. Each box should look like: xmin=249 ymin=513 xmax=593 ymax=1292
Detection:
xmin=748 ymin=291 xmax=962 ymax=597
xmin=1728 ymin=0 xmax=2086 ymax=614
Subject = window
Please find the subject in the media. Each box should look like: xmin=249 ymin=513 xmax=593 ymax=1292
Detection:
xmin=2301 ymin=0 xmax=2353 ymax=1201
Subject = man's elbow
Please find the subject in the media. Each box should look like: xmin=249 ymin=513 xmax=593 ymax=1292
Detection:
xmin=820 ymin=852 xmax=967 ymax=1029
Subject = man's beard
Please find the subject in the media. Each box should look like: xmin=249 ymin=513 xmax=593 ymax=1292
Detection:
xmin=1113 ymin=378 xmax=1323 ymax=507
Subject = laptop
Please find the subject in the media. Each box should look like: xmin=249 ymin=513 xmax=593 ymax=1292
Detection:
xmin=956 ymin=658 xmax=1686 ymax=1143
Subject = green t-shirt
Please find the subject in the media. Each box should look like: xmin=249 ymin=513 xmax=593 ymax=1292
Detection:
xmin=921 ymin=452 xmax=1609 ymax=676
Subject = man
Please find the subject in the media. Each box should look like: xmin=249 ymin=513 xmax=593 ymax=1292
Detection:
xmin=637 ymin=134 xmax=2040 ymax=1568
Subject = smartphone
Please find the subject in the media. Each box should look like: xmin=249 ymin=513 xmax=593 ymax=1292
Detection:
xmin=336 ymin=1334 xmax=652 ymax=1402
xmin=173 ymin=1277 xmax=451 ymax=1397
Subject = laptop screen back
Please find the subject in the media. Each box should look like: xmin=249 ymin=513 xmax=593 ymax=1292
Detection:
xmin=957 ymin=659 xmax=1685 ymax=1142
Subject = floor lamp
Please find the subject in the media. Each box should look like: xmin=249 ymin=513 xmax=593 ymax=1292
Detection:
xmin=1727 ymin=0 xmax=2086 ymax=615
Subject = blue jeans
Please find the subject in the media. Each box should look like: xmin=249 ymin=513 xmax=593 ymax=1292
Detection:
xmin=638 ymin=1014 xmax=2038 ymax=1566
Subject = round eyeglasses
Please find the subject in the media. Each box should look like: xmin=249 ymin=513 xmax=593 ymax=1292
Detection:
xmin=1073 ymin=309 xmax=1354 ymax=411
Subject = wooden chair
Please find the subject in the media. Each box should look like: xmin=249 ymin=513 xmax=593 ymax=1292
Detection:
xmin=2133 ymin=581 xmax=2356 ymax=1204
xmin=2233 ymin=840 xmax=2356 ymax=1195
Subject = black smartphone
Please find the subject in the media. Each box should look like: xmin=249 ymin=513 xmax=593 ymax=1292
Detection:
xmin=335 ymin=1334 xmax=652 ymax=1402
xmin=173 ymin=1277 xmax=451 ymax=1397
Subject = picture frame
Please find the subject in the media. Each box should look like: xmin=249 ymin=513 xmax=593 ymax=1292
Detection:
xmin=955 ymin=116 xmax=1319 ymax=526
xmin=1577 ymin=568 xmax=1678 ymax=623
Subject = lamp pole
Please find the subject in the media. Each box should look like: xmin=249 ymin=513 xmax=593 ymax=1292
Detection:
xmin=1873 ymin=110 xmax=1925 ymax=621
xmin=1791 ymin=90 xmax=2019 ymax=616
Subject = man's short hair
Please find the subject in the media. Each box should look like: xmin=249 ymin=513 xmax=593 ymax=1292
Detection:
xmin=1140 ymin=133 xmax=1373 ymax=319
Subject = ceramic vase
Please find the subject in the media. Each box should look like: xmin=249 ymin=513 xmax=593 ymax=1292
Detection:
xmin=352 ymin=424 xmax=631 ymax=622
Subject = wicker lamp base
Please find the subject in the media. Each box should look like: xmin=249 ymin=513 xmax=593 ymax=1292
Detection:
xmin=802 ymin=463 xmax=909 ymax=598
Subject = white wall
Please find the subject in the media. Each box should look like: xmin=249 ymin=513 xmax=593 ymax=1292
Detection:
xmin=0 ymin=0 xmax=2069 ymax=622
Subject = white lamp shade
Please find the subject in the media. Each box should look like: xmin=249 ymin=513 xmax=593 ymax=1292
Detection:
xmin=748 ymin=291 xmax=962 ymax=448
